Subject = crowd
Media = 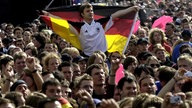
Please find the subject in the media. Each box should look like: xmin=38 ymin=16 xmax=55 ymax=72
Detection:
xmin=0 ymin=0 xmax=191 ymax=108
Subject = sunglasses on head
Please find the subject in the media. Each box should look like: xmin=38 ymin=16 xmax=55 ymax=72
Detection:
xmin=150 ymin=64 xmax=160 ymax=68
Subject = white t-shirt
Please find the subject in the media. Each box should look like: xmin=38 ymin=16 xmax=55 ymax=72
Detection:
xmin=69 ymin=16 xmax=113 ymax=56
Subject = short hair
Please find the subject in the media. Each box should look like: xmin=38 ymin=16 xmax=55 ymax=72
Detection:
xmin=123 ymin=55 xmax=138 ymax=70
xmin=37 ymin=97 xmax=59 ymax=108
xmin=4 ymin=91 xmax=23 ymax=107
xmin=142 ymin=95 xmax=163 ymax=108
xmin=42 ymin=52 xmax=61 ymax=71
xmin=134 ymin=64 xmax=155 ymax=79
xmin=138 ymin=75 xmax=155 ymax=87
xmin=158 ymin=66 xmax=176 ymax=84
xmin=177 ymin=53 xmax=192 ymax=64
xmin=41 ymin=78 xmax=61 ymax=93
xmin=118 ymin=97 xmax=134 ymax=108
xmin=181 ymin=78 xmax=192 ymax=93
xmin=0 ymin=97 xmax=15 ymax=107
xmin=25 ymin=92 xmax=47 ymax=108
xmin=79 ymin=3 xmax=92 ymax=17
xmin=58 ymin=61 xmax=72 ymax=71
xmin=132 ymin=93 xmax=150 ymax=108
xmin=13 ymin=51 xmax=27 ymax=62
xmin=0 ymin=54 xmax=13 ymax=70
xmin=85 ymin=64 xmax=103 ymax=76
xmin=74 ymin=74 xmax=93 ymax=89
xmin=117 ymin=75 xmax=137 ymax=90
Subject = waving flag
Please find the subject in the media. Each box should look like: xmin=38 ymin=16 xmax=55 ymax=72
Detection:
xmin=41 ymin=5 xmax=138 ymax=55
xmin=152 ymin=15 xmax=173 ymax=31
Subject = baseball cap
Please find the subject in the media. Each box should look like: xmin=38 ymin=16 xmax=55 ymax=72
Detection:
xmin=137 ymin=38 xmax=149 ymax=45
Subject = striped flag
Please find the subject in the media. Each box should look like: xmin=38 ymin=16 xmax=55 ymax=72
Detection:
xmin=41 ymin=5 xmax=138 ymax=55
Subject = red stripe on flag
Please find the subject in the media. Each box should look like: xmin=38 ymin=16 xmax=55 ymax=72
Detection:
xmin=41 ymin=16 xmax=53 ymax=29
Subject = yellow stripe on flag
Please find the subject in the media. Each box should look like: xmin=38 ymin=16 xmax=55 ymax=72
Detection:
xmin=106 ymin=34 xmax=128 ymax=54
xmin=50 ymin=17 xmax=82 ymax=50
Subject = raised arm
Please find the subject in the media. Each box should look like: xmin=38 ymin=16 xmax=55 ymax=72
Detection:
xmin=111 ymin=6 xmax=140 ymax=20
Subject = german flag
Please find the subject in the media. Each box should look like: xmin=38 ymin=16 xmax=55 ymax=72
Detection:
xmin=41 ymin=5 xmax=137 ymax=55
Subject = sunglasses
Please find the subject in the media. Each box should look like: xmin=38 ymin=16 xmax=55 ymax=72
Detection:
xmin=150 ymin=64 xmax=160 ymax=68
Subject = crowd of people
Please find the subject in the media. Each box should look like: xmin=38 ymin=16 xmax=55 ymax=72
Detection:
xmin=0 ymin=0 xmax=191 ymax=108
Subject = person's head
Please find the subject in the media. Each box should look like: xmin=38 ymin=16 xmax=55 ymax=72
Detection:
xmin=181 ymin=29 xmax=191 ymax=41
xmin=72 ymin=63 xmax=81 ymax=80
xmin=87 ymin=53 xmax=108 ymax=75
xmin=41 ymin=78 xmax=62 ymax=98
xmin=44 ymin=42 xmax=58 ymax=53
xmin=132 ymin=93 xmax=150 ymax=108
xmin=32 ymin=33 xmax=46 ymax=49
xmin=4 ymin=91 xmax=25 ymax=107
xmin=14 ymin=38 xmax=25 ymax=51
xmin=142 ymin=94 xmax=163 ymax=108
xmin=136 ymin=51 xmax=153 ymax=65
xmin=153 ymin=43 xmax=167 ymax=62
xmin=179 ymin=44 xmax=191 ymax=55
xmin=177 ymin=53 xmax=192 ymax=71
xmin=79 ymin=3 xmax=93 ymax=20
xmin=139 ymin=75 xmax=157 ymax=94
xmin=0 ymin=98 xmax=15 ymax=108
xmin=134 ymin=64 xmax=154 ymax=81
xmin=60 ymin=79 xmax=71 ymax=98
xmin=137 ymin=28 xmax=147 ymax=38
xmin=24 ymin=43 xmax=38 ymax=57
xmin=146 ymin=55 xmax=160 ymax=72
xmin=74 ymin=74 xmax=93 ymax=95
xmin=165 ymin=22 xmax=175 ymax=37
xmin=118 ymin=97 xmax=134 ymax=108
xmin=13 ymin=51 xmax=27 ymax=74
xmin=123 ymin=55 xmax=138 ymax=73
xmin=136 ymin=38 xmax=149 ymax=53
xmin=109 ymin=51 xmax=122 ymax=63
xmin=42 ymin=52 xmax=61 ymax=73
xmin=38 ymin=97 xmax=62 ymax=108
xmin=86 ymin=64 xmax=105 ymax=86
xmin=76 ymin=56 xmax=88 ymax=74
xmin=148 ymin=28 xmax=166 ymax=44
xmin=10 ymin=80 xmax=29 ymax=99
xmin=61 ymin=47 xmax=80 ymax=59
xmin=58 ymin=61 xmax=73 ymax=83
xmin=22 ymin=29 xmax=32 ymax=46
xmin=117 ymin=75 xmax=139 ymax=99
xmin=25 ymin=92 xmax=47 ymax=108
xmin=181 ymin=77 xmax=192 ymax=93
xmin=157 ymin=66 xmax=176 ymax=87
xmin=0 ymin=54 xmax=14 ymax=72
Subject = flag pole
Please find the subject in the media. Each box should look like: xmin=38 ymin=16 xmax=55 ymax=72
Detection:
xmin=122 ymin=11 xmax=138 ymax=54
xmin=37 ymin=0 xmax=55 ymax=19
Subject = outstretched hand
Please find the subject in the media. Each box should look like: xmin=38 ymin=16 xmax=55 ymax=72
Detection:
xmin=76 ymin=89 xmax=95 ymax=106
xmin=98 ymin=99 xmax=119 ymax=108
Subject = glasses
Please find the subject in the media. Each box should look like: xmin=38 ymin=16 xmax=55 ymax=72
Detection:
xmin=150 ymin=64 xmax=160 ymax=68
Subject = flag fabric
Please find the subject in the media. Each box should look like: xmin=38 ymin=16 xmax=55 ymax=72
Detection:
xmin=152 ymin=15 xmax=173 ymax=31
xmin=41 ymin=5 xmax=138 ymax=55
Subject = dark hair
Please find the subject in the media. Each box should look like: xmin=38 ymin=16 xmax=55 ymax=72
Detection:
xmin=38 ymin=97 xmax=58 ymax=108
xmin=158 ymin=66 xmax=176 ymax=83
xmin=123 ymin=56 xmax=138 ymax=70
xmin=58 ymin=61 xmax=72 ymax=71
xmin=41 ymin=78 xmax=61 ymax=93
xmin=117 ymin=76 xmax=136 ymax=90
xmin=134 ymin=64 xmax=154 ymax=78
xmin=85 ymin=64 xmax=103 ymax=76
xmin=0 ymin=54 xmax=13 ymax=70
xmin=181 ymin=78 xmax=192 ymax=93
